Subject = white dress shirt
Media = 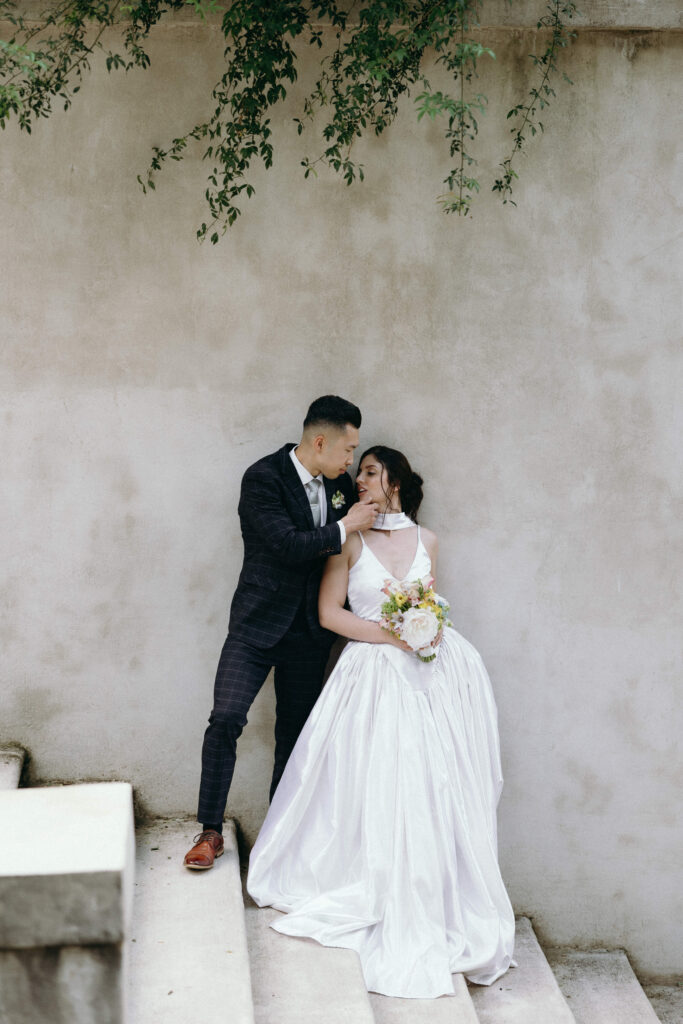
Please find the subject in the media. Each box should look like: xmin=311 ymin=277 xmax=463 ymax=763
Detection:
xmin=290 ymin=447 xmax=346 ymax=545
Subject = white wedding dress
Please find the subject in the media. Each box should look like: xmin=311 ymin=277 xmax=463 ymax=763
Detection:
xmin=247 ymin=528 xmax=515 ymax=999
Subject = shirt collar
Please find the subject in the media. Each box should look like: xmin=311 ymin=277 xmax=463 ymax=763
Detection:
xmin=289 ymin=446 xmax=323 ymax=487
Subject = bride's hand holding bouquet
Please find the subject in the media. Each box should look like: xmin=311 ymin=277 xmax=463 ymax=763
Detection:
xmin=379 ymin=578 xmax=452 ymax=661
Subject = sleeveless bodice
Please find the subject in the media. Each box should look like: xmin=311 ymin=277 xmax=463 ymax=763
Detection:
xmin=347 ymin=527 xmax=432 ymax=622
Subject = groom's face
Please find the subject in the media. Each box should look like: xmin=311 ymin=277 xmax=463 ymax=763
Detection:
xmin=318 ymin=425 xmax=359 ymax=478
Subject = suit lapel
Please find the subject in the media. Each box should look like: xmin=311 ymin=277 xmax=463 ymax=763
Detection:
xmin=323 ymin=475 xmax=349 ymax=522
xmin=280 ymin=444 xmax=315 ymax=528
xmin=322 ymin=476 xmax=336 ymax=522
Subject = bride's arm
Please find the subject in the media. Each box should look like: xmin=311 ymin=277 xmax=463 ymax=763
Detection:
xmin=318 ymin=543 xmax=409 ymax=648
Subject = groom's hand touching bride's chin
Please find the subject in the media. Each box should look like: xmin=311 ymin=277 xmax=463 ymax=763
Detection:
xmin=341 ymin=501 xmax=379 ymax=534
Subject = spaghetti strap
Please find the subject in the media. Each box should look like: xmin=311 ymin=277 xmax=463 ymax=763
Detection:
xmin=359 ymin=531 xmax=367 ymax=548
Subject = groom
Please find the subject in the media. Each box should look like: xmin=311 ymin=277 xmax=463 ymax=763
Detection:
xmin=184 ymin=395 xmax=378 ymax=869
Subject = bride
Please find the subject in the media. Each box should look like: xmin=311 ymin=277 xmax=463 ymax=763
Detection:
xmin=247 ymin=446 xmax=515 ymax=999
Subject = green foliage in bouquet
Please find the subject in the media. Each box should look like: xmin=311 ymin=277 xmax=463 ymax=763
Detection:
xmin=380 ymin=578 xmax=453 ymax=661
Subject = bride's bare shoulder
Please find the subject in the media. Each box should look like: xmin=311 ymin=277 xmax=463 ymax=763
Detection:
xmin=419 ymin=525 xmax=438 ymax=554
xmin=345 ymin=531 xmax=363 ymax=568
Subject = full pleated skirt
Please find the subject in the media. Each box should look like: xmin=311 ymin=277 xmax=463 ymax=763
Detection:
xmin=246 ymin=629 xmax=515 ymax=998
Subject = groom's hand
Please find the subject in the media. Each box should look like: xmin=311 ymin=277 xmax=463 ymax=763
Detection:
xmin=341 ymin=501 xmax=379 ymax=533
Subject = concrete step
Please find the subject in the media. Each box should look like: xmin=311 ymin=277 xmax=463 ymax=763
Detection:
xmin=643 ymin=984 xmax=683 ymax=1024
xmin=243 ymin=898 xmax=375 ymax=1024
xmin=468 ymin=917 xmax=576 ymax=1024
xmin=547 ymin=950 xmax=663 ymax=1024
xmin=369 ymin=973 xmax=479 ymax=1024
xmin=128 ymin=819 xmax=254 ymax=1024
xmin=0 ymin=746 xmax=25 ymax=790
xmin=0 ymin=782 xmax=134 ymax=1024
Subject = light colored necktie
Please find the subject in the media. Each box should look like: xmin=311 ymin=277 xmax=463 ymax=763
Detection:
xmin=306 ymin=478 xmax=322 ymax=527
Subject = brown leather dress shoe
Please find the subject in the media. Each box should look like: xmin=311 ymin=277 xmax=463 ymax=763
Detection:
xmin=183 ymin=830 xmax=225 ymax=870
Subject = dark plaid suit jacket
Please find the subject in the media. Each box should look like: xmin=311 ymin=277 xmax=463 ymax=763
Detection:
xmin=227 ymin=443 xmax=356 ymax=648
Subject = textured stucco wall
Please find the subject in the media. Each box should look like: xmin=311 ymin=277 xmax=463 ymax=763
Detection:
xmin=1 ymin=9 xmax=681 ymax=980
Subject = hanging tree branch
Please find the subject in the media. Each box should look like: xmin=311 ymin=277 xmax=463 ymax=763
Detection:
xmin=0 ymin=0 xmax=578 ymax=241
xmin=493 ymin=0 xmax=577 ymax=203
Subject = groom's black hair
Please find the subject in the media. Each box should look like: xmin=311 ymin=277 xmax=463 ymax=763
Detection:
xmin=304 ymin=395 xmax=362 ymax=432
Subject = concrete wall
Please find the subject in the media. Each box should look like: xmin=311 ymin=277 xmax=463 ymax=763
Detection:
xmin=1 ymin=3 xmax=681 ymax=980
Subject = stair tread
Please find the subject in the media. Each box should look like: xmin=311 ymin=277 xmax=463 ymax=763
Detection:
xmin=369 ymin=974 xmax=478 ymax=1023
xmin=128 ymin=819 xmax=254 ymax=1024
xmin=468 ymin=917 xmax=576 ymax=1024
xmin=643 ymin=984 xmax=683 ymax=1024
xmin=244 ymin=902 xmax=374 ymax=1024
xmin=547 ymin=950 xmax=663 ymax=1024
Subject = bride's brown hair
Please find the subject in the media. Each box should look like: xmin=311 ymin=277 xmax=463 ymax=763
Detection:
xmin=358 ymin=446 xmax=424 ymax=522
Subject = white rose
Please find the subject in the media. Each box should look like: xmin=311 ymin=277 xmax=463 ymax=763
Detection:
xmin=400 ymin=607 xmax=439 ymax=651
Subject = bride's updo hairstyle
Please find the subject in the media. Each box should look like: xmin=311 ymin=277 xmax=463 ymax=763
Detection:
xmin=359 ymin=446 xmax=424 ymax=522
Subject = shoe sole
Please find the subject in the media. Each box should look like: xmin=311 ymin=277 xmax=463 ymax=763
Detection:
xmin=184 ymin=848 xmax=224 ymax=870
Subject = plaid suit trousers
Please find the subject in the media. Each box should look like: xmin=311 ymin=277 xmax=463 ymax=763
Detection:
xmin=197 ymin=628 xmax=330 ymax=825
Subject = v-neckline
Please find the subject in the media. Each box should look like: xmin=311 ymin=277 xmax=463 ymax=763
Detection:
xmin=363 ymin=528 xmax=421 ymax=582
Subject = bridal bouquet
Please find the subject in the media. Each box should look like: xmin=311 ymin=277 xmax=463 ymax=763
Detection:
xmin=379 ymin=579 xmax=452 ymax=662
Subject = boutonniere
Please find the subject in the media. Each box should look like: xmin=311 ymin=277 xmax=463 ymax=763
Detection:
xmin=331 ymin=490 xmax=346 ymax=510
